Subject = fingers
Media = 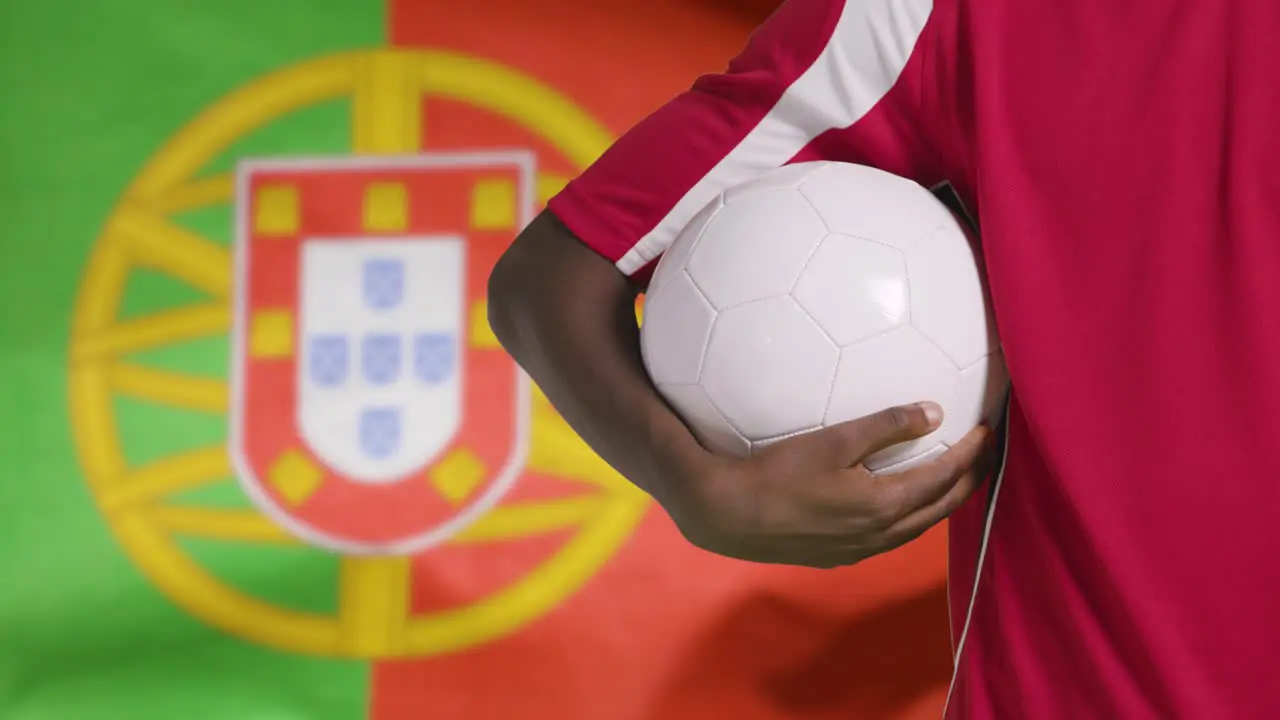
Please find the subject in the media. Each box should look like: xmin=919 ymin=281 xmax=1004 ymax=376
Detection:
xmin=697 ymin=419 xmax=1001 ymax=570
xmin=882 ymin=467 xmax=985 ymax=547
xmin=873 ymin=425 xmax=994 ymax=524
xmin=720 ymin=537 xmax=879 ymax=570
xmin=801 ymin=402 xmax=945 ymax=467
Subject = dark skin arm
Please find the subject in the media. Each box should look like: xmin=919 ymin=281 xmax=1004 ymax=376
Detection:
xmin=488 ymin=211 xmax=993 ymax=568
xmin=488 ymin=211 xmax=705 ymax=512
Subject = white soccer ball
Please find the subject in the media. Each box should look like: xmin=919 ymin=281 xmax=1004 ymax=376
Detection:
xmin=640 ymin=162 xmax=1008 ymax=474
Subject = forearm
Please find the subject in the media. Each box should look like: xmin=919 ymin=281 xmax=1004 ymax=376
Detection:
xmin=487 ymin=212 xmax=712 ymax=508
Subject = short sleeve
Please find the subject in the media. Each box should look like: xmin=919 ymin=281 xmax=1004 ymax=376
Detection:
xmin=547 ymin=0 xmax=945 ymax=284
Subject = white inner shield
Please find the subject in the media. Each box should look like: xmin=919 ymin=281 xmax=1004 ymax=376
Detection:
xmin=297 ymin=236 xmax=466 ymax=484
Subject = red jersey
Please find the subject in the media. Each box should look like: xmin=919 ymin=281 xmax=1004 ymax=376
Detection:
xmin=548 ymin=0 xmax=1280 ymax=717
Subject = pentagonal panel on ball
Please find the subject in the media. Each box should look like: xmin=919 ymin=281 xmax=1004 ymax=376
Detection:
xmin=799 ymin=163 xmax=954 ymax=251
xmin=824 ymin=326 xmax=961 ymax=471
xmin=792 ymin=233 xmax=909 ymax=346
xmin=685 ymin=189 xmax=826 ymax=310
xmin=648 ymin=195 xmax=724 ymax=297
xmin=724 ymin=162 xmax=826 ymax=202
xmin=701 ymin=296 xmax=839 ymax=440
xmin=904 ymin=227 xmax=997 ymax=369
xmin=641 ymin=270 xmax=717 ymax=386
xmin=656 ymin=383 xmax=751 ymax=459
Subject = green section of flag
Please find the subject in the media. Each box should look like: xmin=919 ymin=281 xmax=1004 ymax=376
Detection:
xmin=0 ymin=1 xmax=384 ymax=718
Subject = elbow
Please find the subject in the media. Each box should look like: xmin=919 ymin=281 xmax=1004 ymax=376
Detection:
xmin=486 ymin=244 xmax=528 ymax=357
xmin=487 ymin=209 xmax=626 ymax=361
xmin=486 ymin=210 xmax=581 ymax=357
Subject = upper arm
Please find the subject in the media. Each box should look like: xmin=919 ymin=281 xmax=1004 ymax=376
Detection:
xmin=546 ymin=0 xmax=948 ymax=285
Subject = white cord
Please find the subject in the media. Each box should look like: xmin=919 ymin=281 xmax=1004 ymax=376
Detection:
xmin=941 ymin=400 xmax=1012 ymax=719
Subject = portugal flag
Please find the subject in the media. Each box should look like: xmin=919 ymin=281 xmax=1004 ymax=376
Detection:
xmin=0 ymin=1 xmax=954 ymax=718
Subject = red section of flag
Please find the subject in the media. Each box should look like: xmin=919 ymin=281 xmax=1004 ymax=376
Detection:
xmin=374 ymin=1 xmax=952 ymax=717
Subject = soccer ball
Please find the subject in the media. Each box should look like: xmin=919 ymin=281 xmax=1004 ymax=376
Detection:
xmin=640 ymin=162 xmax=1008 ymax=474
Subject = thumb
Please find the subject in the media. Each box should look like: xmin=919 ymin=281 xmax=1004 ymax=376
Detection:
xmin=805 ymin=402 xmax=944 ymax=467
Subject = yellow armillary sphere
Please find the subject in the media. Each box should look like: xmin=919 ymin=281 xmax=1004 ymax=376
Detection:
xmin=69 ymin=49 xmax=649 ymax=659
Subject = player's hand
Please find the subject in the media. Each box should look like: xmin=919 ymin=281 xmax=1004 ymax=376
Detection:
xmin=665 ymin=403 xmax=996 ymax=569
